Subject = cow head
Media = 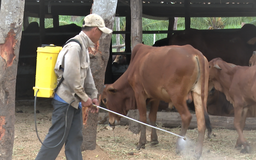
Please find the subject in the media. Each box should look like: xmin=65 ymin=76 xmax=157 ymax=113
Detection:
xmin=209 ymin=58 xmax=237 ymax=94
xmin=101 ymin=84 xmax=136 ymax=127
xmin=112 ymin=55 xmax=127 ymax=65
xmin=249 ymin=51 xmax=256 ymax=66
xmin=208 ymin=58 xmax=223 ymax=92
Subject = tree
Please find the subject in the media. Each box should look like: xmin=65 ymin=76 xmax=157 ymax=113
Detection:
xmin=81 ymin=0 xmax=118 ymax=151
xmin=0 ymin=0 xmax=25 ymax=159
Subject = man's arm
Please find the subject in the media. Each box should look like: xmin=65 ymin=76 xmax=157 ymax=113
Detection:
xmin=63 ymin=43 xmax=90 ymax=103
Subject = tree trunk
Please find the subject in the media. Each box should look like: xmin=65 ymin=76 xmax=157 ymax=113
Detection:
xmin=130 ymin=0 xmax=142 ymax=49
xmin=173 ymin=17 xmax=178 ymax=30
xmin=0 ymin=0 xmax=25 ymax=159
xmin=81 ymin=0 xmax=118 ymax=151
xmin=115 ymin=17 xmax=121 ymax=52
xmin=128 ymin=0 xmax=143 ymax=134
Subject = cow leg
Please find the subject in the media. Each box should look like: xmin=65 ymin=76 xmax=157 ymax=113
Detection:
xmin=171 ymin=96 xmax=192 ymax=154
xmin=240 ymin=107 xmax=250 ymax=153
xmin=148 ymin=100 xmax=160 ymax=146
xmin=234 ymin=106 xmax=244 ymax=148
xmin=234 ymin=106 xmax=250 ymax=153
xmin=235 ymin=107 xmax=246 ymax=149
xmin=134 ymin=93 xmax=147 ymax=150
xmin=240 ymin=108 xmax=248 ymax=131
xmin=192 ymin=92 xmax=206 ymax=159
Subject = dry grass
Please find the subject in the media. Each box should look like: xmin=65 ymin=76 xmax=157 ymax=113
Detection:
xmin=13 ymin=98 xmax=256 ymax=160
xmin=96 ymin=124 xmax=256 ymax=160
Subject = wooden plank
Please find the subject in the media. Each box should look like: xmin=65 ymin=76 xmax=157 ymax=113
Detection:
xmin=98 ymin=112 xmax=256 ymax=130
xmin=112 ymin=52 xmax=131 ymax=55
xmin=185 ymin=0 xmax=191 ymax=30
xmin=168 ymin=17 xmax=175 ymax=39
xmin=52 ymin=14 xmax=59 ymax=28
xmin=189 ymin=0 xmax=254 ymax=3
xmin=124 ymin=13 xmax=131 ymax=53
xmin=39 ymin=0 xmax=45 ymax=46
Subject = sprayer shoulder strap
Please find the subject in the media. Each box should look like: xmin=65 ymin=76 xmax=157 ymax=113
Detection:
xmin=63 ymin=39 xmax=82 ymax=48
xmin=54 ymin=39 xmax=82 ymax=93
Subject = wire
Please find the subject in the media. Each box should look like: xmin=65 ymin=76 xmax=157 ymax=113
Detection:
xmin=34 ymin=89 xmax=74 ymax=148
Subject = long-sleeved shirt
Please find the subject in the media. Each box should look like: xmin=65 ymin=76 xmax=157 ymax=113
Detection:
xmin=54 ymin=31 xmax=98 ymax=109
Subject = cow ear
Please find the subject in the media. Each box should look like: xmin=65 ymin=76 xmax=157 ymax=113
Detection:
xmin=253 ymin=51 xmax=256 ymax=55
xmin=214 ymin=64 xmax=221 ymax=70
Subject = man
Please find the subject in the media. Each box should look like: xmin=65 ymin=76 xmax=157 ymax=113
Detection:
xmin=35 ymin=14 xmax=112 ymax=160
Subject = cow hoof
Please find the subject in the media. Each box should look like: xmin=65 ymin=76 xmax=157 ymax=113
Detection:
xmin=235 ymin=144 xmax=242 ymax=150
xmin=136 ymin=144 xmax=145 ymax=150
xmin=150 ymin=140 xmax=159 ymax=146
xmin=241 ymin=146 xmax=250 ymax=153
xmin=207 ymin=131 xmax=212 ymax=139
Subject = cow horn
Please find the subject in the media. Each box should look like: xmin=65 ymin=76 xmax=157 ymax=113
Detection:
xmin=214 ymin=64 xmax=221 ymax=70
xmin=253 ymin=51 xmax=256 ymax=55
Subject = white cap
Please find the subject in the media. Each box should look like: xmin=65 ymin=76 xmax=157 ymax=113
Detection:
xmin=83 ymin=14 xmax=112 ymax=34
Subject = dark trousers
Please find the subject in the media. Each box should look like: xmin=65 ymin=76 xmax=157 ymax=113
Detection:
xmin=35 ymin=99 xmax=83 ymax=160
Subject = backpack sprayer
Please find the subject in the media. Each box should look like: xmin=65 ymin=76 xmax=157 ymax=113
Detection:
xmin=32 ymin=44 xmax=70 ymax=148
xmin=32 ymin=44 xmax=186 ymax=149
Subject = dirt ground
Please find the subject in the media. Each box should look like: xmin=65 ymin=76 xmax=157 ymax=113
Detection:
xmin=13 ymin=98 xmax=256 ymax=160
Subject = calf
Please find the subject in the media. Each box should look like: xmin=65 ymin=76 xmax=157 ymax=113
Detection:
xmin=208 ymin=58 xmax=256 ymax=153
xmin=102 ymin=43 xmax=211 ymax=159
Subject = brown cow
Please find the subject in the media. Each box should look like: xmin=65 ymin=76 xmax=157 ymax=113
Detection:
xmin=169 ymin=24 xmax=256 ymax=116
xmin=102 ymin=43 xmax=211 ymax=159
xmin=208 ymin=57 xmax=256 ymax=153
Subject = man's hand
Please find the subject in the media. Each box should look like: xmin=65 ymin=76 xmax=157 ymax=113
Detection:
xmin=81 ymin=98 xmax=93 ymax=108
xmin=81 ymin=98 xmax=99 ymax=113
xmin=92 ymin=98 xmax=99 ymax=106
xmin=91 ymin=98 xmax=99 ymax=113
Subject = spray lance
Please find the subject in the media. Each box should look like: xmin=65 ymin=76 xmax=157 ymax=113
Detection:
xmin=92 ymin=104 xmax=186 ymax=141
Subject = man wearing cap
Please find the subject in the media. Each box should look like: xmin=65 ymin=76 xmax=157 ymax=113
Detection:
xmin=35 ymin=14 xmax=112 ymax=160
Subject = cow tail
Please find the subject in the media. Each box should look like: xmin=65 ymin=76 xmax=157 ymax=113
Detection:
xmin=198 ymin=55 xmax=212 ymax=138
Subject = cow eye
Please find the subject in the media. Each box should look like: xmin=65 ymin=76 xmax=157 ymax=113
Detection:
xmin=108 ymin=88 xmax=116 ymax=93
xmin=102 ymin=98 xmax=107 ymax=104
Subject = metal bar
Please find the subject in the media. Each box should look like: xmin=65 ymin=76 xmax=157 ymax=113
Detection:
xmin=94 ymin=105 xmax=186 ymax=140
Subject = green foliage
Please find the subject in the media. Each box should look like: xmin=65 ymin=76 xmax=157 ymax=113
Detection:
xmin=112 ymin=17 xmax=126 ymax=45
xmin=190 ymin=17 xmax=256 ymax=29
xmin=28 ymin=15 xmax=256 ymax=46
xmin=142 ymin=18 xmax=169 ymax=45
xmin=59 ymin=15 xmax=84 ymax=27
xmin=28 ymin=15 xmax=84 ymax=29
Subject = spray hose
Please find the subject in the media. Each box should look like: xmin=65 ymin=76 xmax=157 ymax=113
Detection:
xmin=93 ymin=104 xmax=186 ymax=140
xmin=34 ymin=89 xmax=74 ymax=148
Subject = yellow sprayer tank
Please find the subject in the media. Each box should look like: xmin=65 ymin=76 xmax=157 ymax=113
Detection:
xmin=33 ymin=45 xmax=62 ymax=98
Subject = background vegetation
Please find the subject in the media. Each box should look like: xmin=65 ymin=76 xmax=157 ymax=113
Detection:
xmin=28 ymin=16 xmax=256 ymax=46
